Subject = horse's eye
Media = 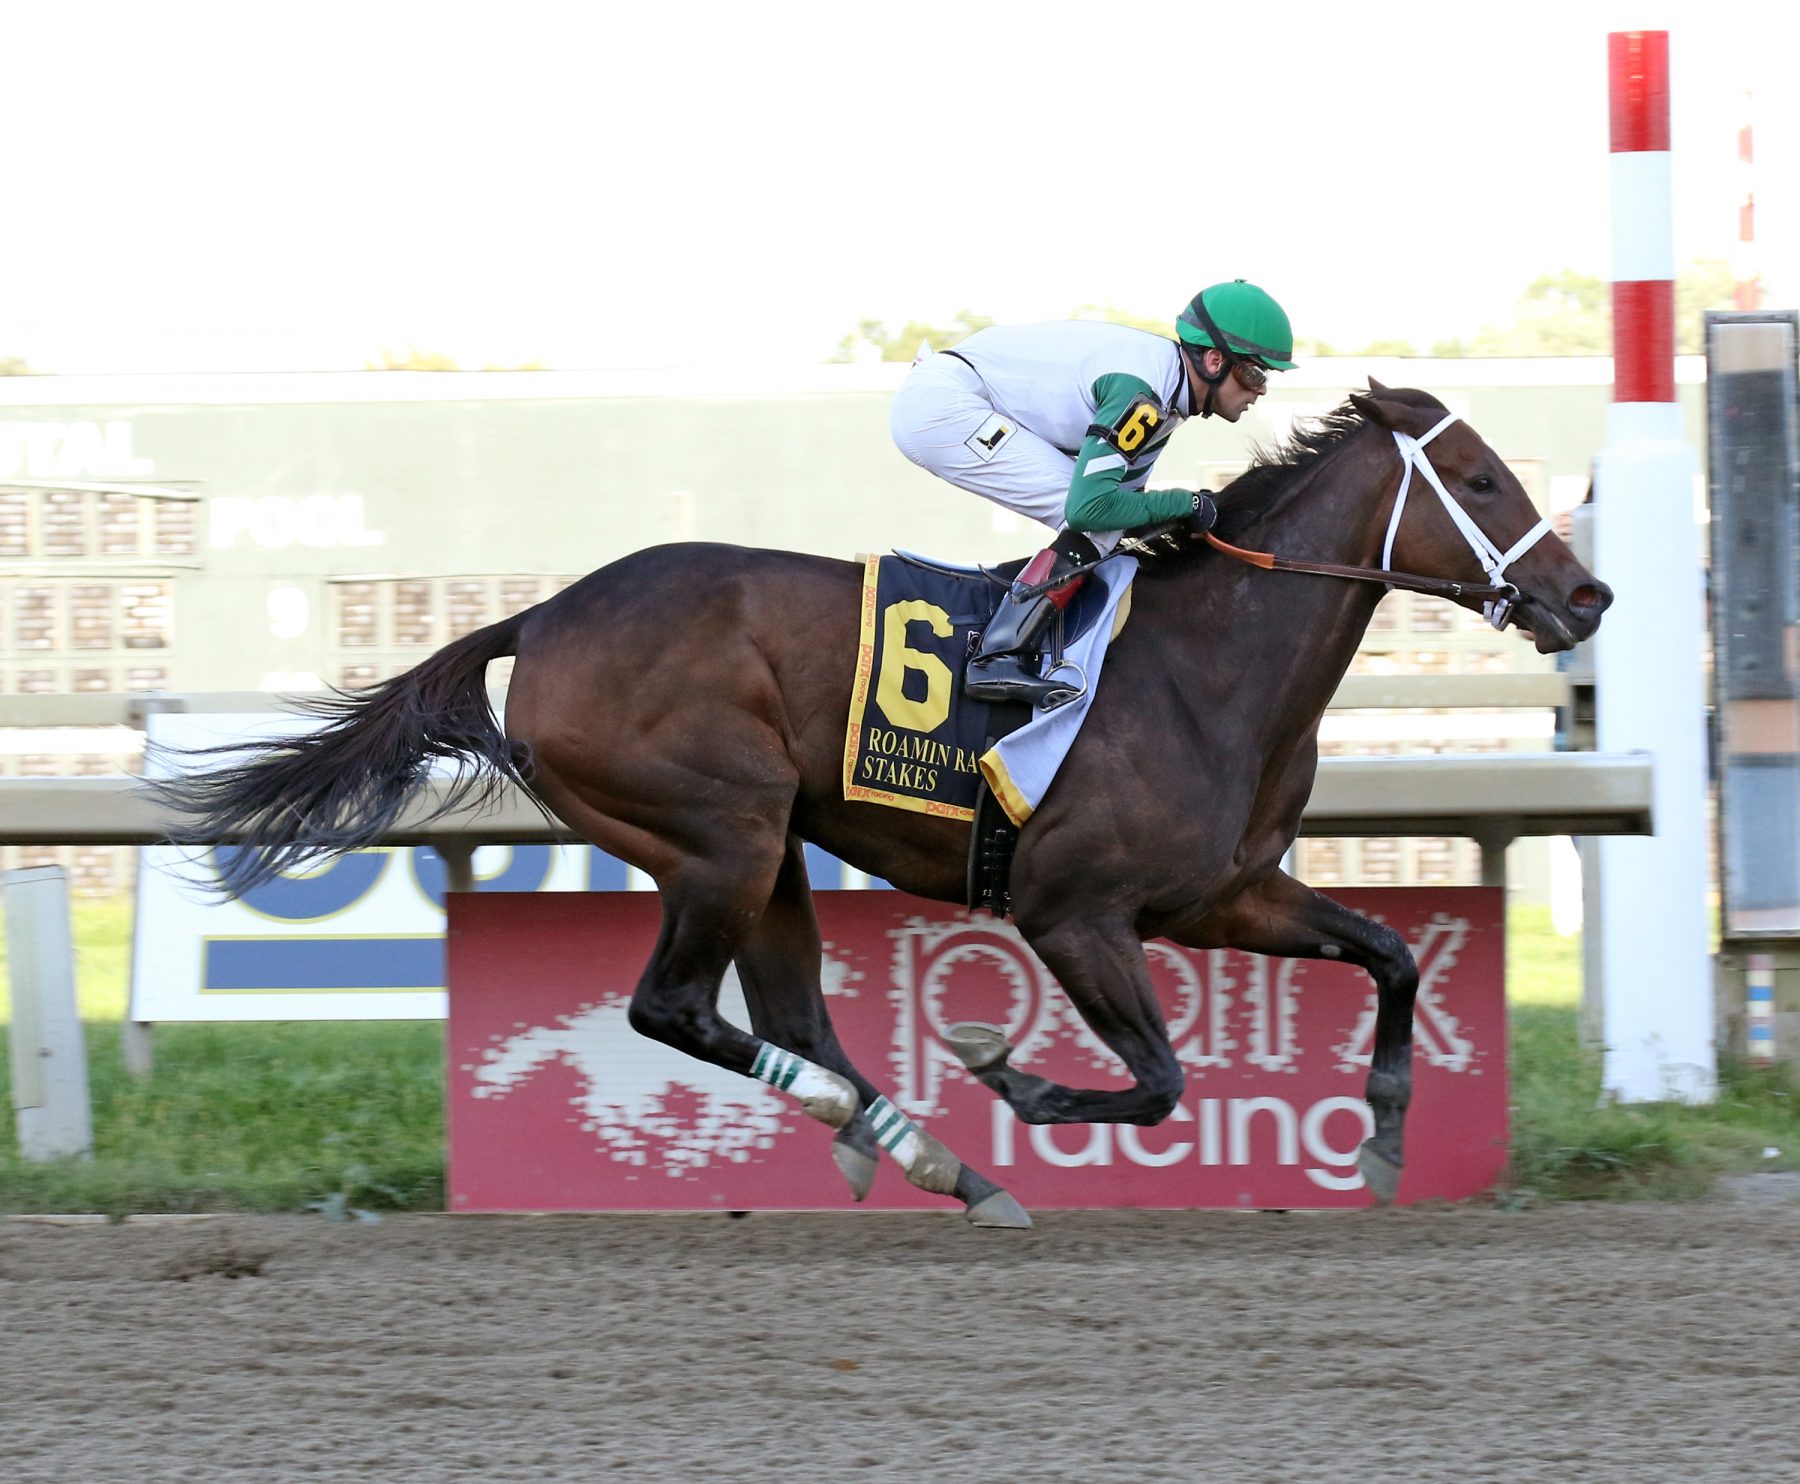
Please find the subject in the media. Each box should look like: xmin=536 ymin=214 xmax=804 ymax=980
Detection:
xmin=1468 ymin=475 xmax=1495 ymax=494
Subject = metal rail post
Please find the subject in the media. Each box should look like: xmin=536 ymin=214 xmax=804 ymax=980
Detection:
xmin=4 ymin=866 xmax=94 ymax=1161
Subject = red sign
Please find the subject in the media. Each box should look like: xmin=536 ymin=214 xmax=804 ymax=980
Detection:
xmin=446 ymin=889 xmax=1506 ymax=1212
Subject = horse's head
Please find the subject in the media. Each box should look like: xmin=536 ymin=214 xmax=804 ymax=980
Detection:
xmin=1348 ymin=381 xmax=1612 ymax=652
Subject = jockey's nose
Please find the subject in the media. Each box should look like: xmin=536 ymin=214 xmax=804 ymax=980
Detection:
xmin=1568 ymin=579 xmax=1613 ymax=619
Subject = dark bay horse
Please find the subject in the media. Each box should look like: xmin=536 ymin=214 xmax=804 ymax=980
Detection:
xmin=156 ymin=382 xmax=1611 ymax=1227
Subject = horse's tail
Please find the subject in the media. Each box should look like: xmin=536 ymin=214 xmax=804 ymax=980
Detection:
xmin=149 ymin=609 xmax=534 ymax=897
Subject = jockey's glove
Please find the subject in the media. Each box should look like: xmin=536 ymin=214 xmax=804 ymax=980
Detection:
xmin=1185 ymin=490 xmax=1218 ymax=537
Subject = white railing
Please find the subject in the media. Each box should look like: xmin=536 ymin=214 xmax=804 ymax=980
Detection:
xmin=0 ymin=671 xmax=1580 ymax=731
xmin=0 ymin=676 xmax=1632 ymax=888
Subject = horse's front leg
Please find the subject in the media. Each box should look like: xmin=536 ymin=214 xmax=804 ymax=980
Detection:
xmin=1170 ymin=868 xmax=1419 ymax=1202
xmin=945 ymin=913 xmax=1186 ymax=1126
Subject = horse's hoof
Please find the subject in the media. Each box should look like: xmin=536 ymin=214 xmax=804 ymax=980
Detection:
xmin=831 ymin=1137 xmax=879 ymax=1203
xmin=1358 ymin=1141 xmax=1403 ymax=1204
xmin=942 ymin=1022 xmax=1013 ymax=1072
xmin=964 ymin=1190 xmax=1033 ymax=1229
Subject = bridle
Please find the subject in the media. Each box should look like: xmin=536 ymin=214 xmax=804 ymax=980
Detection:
xmin=1205 ymin=413 xmax=1554 ymax=630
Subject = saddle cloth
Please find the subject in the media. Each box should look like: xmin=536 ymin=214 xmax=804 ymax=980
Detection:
xmin=842 ymin=550 xmax=1137 ymax=826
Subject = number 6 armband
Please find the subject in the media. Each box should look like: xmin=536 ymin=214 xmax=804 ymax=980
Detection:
xmin=1087 ymin=392 xmax=1165 ymax=457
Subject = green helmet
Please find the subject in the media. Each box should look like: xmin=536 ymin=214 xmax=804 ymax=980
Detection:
xmin=1176 ymin=280 xmax=1295 ymax=370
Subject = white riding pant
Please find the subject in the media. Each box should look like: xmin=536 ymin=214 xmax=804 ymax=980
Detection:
xmin=889 ymin=349 xmax=1122 ymax=555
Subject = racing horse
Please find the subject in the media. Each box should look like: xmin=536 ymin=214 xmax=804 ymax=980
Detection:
xmin=154 ymin=382 xmax=1611 ymax=1227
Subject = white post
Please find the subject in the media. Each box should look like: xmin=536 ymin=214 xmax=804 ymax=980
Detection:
xmin=122 ymin=1018 xmax=155 ymax=1079
xmin=1593 ymin=31 xmax=1716 ymax=1102
xmin=4 ymin=866 xmax=95 ymax=1160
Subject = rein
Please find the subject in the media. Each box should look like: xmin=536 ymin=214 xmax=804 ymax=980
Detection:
xmin=1205 ymin=413 xmax=1553 ymax=630
xmin=1202 ymin=531 xmax=1520 ymax=604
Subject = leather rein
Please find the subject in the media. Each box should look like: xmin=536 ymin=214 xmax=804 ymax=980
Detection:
xmin=1202 ymin=532 xmax=1517 ymax=605
xmin=1203 ymin=412 xmax=1553 ymax=630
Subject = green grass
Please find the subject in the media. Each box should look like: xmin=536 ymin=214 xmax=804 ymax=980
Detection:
xmin=1501 ymin=905 xmax=1799 ymax=1200
xmin=1503 ymin=903 xmax=1582 ymax=1007
xmin=0 ymin=1020 xmax=445 ymax=1216
xmin=2 ymin=896 xmax=1796 ymax=1213
xmin=2 ymin=897 xmax=443 ymax=1216
xmin=1508 ymin=1007 xmax=1798 ymax=1199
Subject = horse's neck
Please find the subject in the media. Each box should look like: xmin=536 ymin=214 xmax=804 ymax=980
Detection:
xmin=1238 ymin=434 xmax=1394 ymax=568
xmin=1169 ymin=441 xmax=1393 ymax=723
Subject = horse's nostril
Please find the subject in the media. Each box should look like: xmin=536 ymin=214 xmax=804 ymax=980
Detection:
xmin=1570 ymin=582 xmax=1612 ymax=614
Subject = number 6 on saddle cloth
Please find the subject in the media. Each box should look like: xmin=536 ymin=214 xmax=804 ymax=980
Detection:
xmin=841 ymin=548 xmax=1137 ymax=911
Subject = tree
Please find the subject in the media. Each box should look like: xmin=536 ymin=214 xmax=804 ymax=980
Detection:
xmin=365 ymin=348 xmax=546 ymax=372
xmin=1429 ymin=260 xmax=1736 ymax=357
xmin=368 ymin=347 xmax=461 ymax=371
xmin=1 ymin=355 xmax=30 ymax=375
xmin=834 ymin=311 xmax=995 ymax=363
xmin=1674 ymin=259 xmax=1737 ymax=354
xmin=838 ymin=261 xmax=1739 ymax=367
xmin=1457 ymin=271 xmax=1612 ymax=356
xmin=838 ymin=305 xmax=1418 ymax=363
xmin=1070 ymin=303 xmax=1174 ymax=337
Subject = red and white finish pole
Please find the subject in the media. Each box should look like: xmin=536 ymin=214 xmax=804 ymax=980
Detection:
xmin=1593 ymin=31 xmax=1715 ymax=1102
xmin=1734 ymin=93 xmax=1761 ymax=311
xmin=1608 ymin=32 xmax=1676 ymax=403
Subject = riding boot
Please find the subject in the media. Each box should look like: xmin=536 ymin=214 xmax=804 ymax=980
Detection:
xmin=965 ymin=534 xmax=1095 ymax=709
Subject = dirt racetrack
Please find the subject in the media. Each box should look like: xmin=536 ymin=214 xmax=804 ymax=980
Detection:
xmin=4 ymin=1195 xmax=1797 ymax=1483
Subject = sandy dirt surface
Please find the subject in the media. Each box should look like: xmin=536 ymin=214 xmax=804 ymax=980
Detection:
xmin=3 ymin=1196 xmax=1797 ymax=1484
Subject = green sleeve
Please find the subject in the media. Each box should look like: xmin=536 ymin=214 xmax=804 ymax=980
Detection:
xmin=1064 ymin=373 xmax=1197 ymax=532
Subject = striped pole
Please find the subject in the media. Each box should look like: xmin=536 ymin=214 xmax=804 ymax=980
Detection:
xmin=1746 ymin=954 xmax=1777 ymax=1065
xmin=1734 ymin=93 xmax=1761 ymax=311
xmin=1593 ymin=32 xmax=1716 ymax=1103
xmin=1608 ymin=31 xmax=1675 ymax=402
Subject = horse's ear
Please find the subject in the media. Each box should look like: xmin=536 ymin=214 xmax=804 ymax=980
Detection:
xmin=1349 ymin=387 xmax=1400 ymax=430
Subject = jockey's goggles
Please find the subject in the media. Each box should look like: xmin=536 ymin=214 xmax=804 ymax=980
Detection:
xmin=1230 ymin=358 xmax=1269 ymax=392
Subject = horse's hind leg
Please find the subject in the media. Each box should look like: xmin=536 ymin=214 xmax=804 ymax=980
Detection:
xmin=734 ymin=837 xmax=1030 ymax=1228
xmin=1175 ymin=868 xmax=1418 ymax=1202
xmin=509 ymin=671 xmax=869 ymax=1146
xmin=731 ymin=840 xmax=881 ymax=1195
xmin=620 ymin=846 xmax=871 ymax=1135
xmin=947 ymin=913 xmax=1187 ymax=1127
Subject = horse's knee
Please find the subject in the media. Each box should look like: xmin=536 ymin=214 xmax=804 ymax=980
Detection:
xmin=1131 ymin=1062 xmax=1186 ymax=1125
xmin=628 ymin=992 xmax=710 ymax=1052
xmin=1365 ymin=923 xmax=1417 ymax=988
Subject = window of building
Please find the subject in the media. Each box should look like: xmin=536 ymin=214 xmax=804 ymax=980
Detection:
xmin=331 ymin=574 xmax=578 ymax=652
xmin=0 ymin=485 xmax=200 ymax=558
xmin=0 ymin=492 xmax=27 ymax=557
xmin=2 ymin=579 xmax=175 ymax=671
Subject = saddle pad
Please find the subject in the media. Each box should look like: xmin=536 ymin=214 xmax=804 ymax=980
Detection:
xmin=842 ymin=551 xmax=1136 ymax=824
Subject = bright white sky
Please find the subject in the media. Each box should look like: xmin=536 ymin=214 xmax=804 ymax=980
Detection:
xmin=4 ymin=0 xmax=1795 ymax=373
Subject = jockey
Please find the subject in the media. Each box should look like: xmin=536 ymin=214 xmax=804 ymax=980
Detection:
xmin=889 ymin=279 xmax=1294 ymax=708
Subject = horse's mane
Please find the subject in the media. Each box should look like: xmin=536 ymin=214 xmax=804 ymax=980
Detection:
xmin=1132 ymin=385 xmax=1448 ymax=566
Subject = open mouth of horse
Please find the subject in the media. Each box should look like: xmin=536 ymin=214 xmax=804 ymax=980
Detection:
xmin=1512 ymin=579 xmax=1627 ymax=648
xmin=1510 ymin=591 xmax=1596 ymax=653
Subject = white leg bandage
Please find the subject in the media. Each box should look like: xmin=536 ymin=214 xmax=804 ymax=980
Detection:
xmin=749 ymin=1042 xmax=856 ymax=1129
